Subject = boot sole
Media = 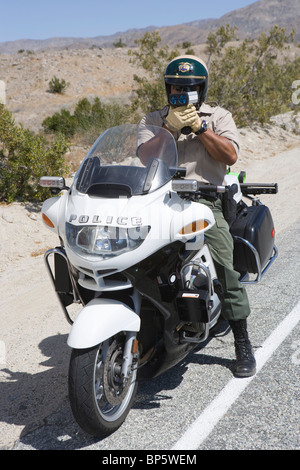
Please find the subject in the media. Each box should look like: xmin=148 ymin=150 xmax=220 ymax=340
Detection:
xmin=234 ymin=368 xmax=256 ymax=378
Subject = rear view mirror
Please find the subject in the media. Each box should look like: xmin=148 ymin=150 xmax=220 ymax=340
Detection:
xmin=39 ymin=176 xmax=69 ymax=194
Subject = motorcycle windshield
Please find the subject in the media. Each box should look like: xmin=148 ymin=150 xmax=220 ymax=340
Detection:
xmin=74 ymin=124 xmax=178 ymax=197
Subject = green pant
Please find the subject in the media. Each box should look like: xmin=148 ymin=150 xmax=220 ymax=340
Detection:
xmin=201 ymin=198 xmax=250 ymax=321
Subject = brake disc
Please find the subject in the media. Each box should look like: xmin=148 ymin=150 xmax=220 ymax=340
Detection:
xmin=103 ymin=338 xmax=132 ymax=406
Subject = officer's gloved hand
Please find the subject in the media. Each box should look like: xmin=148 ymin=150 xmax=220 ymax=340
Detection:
xmin=183 ymin=105 xmax=202 ymax=133
xmin=165 ymin=105 xmax=192 ymax=132
xmin=166 ymin=105 xmax=201 ymax=133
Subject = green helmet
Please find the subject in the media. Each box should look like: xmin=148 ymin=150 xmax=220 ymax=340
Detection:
xmin=164 ymin=55 xmax=208 ymax=107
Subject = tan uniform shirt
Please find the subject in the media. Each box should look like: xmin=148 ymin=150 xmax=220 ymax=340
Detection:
xmin=139 ymin=103 xmax=240 ymax=185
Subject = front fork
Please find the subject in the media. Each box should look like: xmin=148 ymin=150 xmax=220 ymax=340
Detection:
xmin=121 ymin=289 xmax=141 ymax=380
xmin=121 ymin=331 xmax=139 ymax=380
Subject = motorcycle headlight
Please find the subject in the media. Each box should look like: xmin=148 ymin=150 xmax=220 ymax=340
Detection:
xmin=66 ymin=223 xmax=150 ymax=259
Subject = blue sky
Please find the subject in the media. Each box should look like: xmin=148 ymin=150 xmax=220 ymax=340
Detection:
xmin=0 ymin=0 xmax=257 ymax=43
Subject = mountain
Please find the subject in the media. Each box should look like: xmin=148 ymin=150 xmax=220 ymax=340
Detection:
xmin=0 ymin=0 xmax=299 ymax=54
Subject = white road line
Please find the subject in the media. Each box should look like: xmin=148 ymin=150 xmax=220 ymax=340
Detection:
xmin=172 ymin=301 xmax=300 ymax=450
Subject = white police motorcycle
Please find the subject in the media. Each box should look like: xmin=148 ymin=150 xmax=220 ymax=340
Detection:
xmin=40 ymin=124 xmax=277 ymax=437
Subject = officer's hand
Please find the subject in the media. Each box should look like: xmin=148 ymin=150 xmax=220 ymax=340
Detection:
xmin=182 ymin=105 xmax=202 ymax=133
xmin=165 ymin=105 xmax=193 ymax=132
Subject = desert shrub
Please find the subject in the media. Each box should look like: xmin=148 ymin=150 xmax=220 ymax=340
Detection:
xmin=48 ymin=75 xmax=69 ymax=94
xmin=206 ymin=25 xmax=299 ymax=126
xmin=42 ymin=97 xmax=133 ymax=144
xmin=113 ymin=38 xmax=127 ymax=48
xmin=0 ymin=104 xmax=69 ymax=202
xmin=42 ymin=108 xmax=76 ymax=138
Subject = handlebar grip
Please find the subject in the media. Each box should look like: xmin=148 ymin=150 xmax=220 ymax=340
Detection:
xmin=197 ymin=184 xmax=227 ymax=193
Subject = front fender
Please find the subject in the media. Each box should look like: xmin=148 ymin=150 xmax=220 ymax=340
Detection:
xmin=67 ymin=298 xmax=140 ymax=349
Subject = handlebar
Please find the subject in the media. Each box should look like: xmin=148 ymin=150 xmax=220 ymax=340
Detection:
xmin=171 ymin=179 xmax=278 ymax=196
xmin=240 ymin=183 xmax=278 ymax=195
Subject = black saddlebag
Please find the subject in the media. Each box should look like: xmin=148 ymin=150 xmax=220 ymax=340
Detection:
xmin=230 ymin=203 xmax=275 ymax=274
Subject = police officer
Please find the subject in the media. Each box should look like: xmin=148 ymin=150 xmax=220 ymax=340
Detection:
xmin=139 ymin=55 xmax=256 ymax=377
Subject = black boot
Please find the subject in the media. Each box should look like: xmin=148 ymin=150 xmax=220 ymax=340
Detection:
xmin=229 ymin=319 xmax=256 ymax=378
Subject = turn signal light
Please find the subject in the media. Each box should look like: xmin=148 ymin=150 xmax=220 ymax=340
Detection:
xmin=179 ymin=220 xmax=208 ymax=235
xmin=42 ymin=213 xmax=55 ymax=228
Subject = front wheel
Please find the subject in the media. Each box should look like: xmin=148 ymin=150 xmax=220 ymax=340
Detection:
xmin=68 ymin=333 xmax=138 ymax=437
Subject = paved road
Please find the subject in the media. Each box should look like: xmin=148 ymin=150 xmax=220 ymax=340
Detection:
xmin=8 ymin=218 xmax=300 ymax=450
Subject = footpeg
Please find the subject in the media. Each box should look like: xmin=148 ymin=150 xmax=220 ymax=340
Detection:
xmin=180 ymin=325 xmax=209 ymax=344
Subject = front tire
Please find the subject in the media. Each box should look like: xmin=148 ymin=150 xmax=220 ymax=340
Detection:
xmin=68 ymin=334 xmax=138 ymax=437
